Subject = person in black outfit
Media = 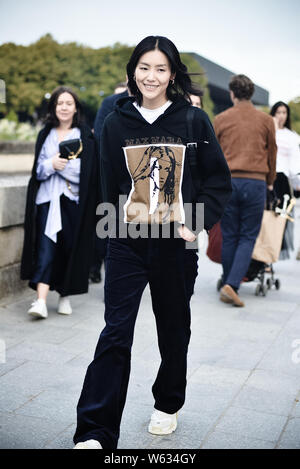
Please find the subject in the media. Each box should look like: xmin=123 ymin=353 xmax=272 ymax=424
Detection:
xmin=73 ymin=36 xmax=231 ymax=450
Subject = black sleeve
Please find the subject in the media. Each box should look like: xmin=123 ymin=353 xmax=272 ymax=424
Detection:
xmin=99 ymin=120 xmax=120 ymax=206
xmin=93 ymin=97 xmax=114 ymax=140
xmin=188 ymin=111 xmax=232 ymax=233
xmin=93 ymin=137 xmax=102 ymax=207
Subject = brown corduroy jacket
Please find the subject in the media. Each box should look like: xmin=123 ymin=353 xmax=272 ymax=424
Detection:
xmin=213 ymin=100 xmax=277 ymax=185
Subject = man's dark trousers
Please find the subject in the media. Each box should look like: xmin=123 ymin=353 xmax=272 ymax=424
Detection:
xmin=74 ymin=234 xmax=198 ymax=449
xmin=221 ymin=178 xmax=266 ymax=290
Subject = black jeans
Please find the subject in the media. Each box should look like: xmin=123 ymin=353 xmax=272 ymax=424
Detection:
xmin=74 ymin=235 xmax=198 ymax=449
xmin=30 ymin=195 xmax=78 ymax=290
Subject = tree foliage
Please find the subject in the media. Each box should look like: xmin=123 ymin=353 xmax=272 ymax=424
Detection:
xmin=289 ymin=98 xmax=300 ymax=134
xmin=0 ymin=34 xmax=214 ymax=125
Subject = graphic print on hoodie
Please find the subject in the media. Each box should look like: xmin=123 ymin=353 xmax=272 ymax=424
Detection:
xmin=100 ymin=96 xmax=232 ymax=233
xmin=123 ymin=143 xmax=186 ymax=224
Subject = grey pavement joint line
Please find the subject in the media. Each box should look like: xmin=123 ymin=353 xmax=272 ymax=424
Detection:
xmin=198 ymin=379 xmax=251 ymax=449
xmin=0 ymin=359 xmax=28 ymax=378
xmin=12 ymin=390 xmax=45 ymax=414
xmin=42 ymin=422 xmax=75 ymax=449
xmin=274 ymin=389 xmax=300 ymax=449
xmin=248 ymin=303 xmax=299 ymax=374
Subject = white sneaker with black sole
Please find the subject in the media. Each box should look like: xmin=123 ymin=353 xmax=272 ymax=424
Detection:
xmin=57 ymin=296 xmax=72 ymax=315
xmin=148 ymin=409 xmax=178 ymax=435
xmin=27 ymin=299 xmax=48 ymax=319
xmin=73 ymin=439 xmax=102 ymax=449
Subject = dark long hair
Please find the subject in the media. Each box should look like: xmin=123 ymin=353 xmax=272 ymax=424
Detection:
xmin=45 ymin=86 xmax=84 ymax=128
xmin=270 ymin=101 xmax=291 ymax=130
xmin=127 ymin=36 xmax=203 ymax=106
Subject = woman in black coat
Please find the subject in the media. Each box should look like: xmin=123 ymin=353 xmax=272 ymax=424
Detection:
xmin=21 ymin=86 xmax=100 ymax=319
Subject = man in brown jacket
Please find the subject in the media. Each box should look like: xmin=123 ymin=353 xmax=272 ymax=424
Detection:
xmin=214 ymin=74 xmax=277 ymax=307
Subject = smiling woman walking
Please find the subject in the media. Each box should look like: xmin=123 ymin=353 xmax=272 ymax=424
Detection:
xmin=21 ymin=86 xmax=99 ymax=318
xmin=73 ymin=36 xmax=231 ymax=450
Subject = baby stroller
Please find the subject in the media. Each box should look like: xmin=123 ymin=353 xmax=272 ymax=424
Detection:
xmin=207 ymin=191 xmax=296 ymax=297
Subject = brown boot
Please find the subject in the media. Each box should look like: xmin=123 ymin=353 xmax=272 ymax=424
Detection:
xmin=220 ymin=284 xmax=245 ymax=307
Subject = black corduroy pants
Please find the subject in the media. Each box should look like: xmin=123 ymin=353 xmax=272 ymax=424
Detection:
xmin=74 ymin=233 xmax=198 ymax=449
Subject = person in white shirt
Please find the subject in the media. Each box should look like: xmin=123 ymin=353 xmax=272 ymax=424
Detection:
xmin=271 ymin=101 xmax=300 ymax=259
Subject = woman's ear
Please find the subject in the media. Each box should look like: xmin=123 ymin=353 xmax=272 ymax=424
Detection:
xmin=170 ymin=74 xmax=176 ymax=85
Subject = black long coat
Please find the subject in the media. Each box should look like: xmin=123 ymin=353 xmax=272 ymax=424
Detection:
xmin=21 ymin=123 xmax=100 ymax=296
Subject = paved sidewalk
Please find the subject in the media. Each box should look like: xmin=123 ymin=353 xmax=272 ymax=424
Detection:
xmin=1 ymin=211 xmax=300 ymax=449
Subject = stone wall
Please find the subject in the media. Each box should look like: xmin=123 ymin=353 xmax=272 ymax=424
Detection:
xmin=0 ymin=141 xmax=34 ymax=174
xmin=0 ymin=141 xmax=35 ymax=154
xmin=0 ymin=175 xmax=30 ymax=299
xmin=0 ymin=141 xmax=33 ymax=299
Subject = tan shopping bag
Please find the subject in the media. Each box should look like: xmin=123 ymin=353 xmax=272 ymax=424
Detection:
xmin=252 ymin=210 xmax=286 ymax=264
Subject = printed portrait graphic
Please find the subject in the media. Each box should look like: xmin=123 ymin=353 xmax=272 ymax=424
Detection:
xmin=123 ymin=144 xmax=186 ymax=224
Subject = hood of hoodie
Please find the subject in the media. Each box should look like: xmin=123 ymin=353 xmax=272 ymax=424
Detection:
xmin=114 ymin=96 xmax=191 ymax=140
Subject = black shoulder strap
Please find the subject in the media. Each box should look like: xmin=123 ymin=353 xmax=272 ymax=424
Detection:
xmin=186 ymin=106 xmax=195 ymax=141
xmin=186 ymin=107 xmax=198 ymax=168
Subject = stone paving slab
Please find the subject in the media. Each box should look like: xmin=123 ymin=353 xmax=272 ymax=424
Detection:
xmin=0 ymin=209 xmax=300 ymax=449
xmin=0 ymin=411 xmax=71 ymax=450
xmin=201 ymin=430 xmax=275 ymax=449
xmin=210 ymin=406 xmax=287 ymax=443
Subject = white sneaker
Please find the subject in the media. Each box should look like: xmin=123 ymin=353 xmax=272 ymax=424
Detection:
xmin=73 ymin=439 xmax=102 ymax=449
xmin=57 ymin=296 xmax=72 ymax=315
xmin=27 ymin=299 xmax=48 ymax=319
xmin=148 ymin=409 xmax=178 ymax=435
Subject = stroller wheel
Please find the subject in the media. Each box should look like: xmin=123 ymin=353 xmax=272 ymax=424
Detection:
xmin=217 ymin=278 xmax=223 ymax=291
xmin=255 ymin=284 xmax=261 ymax=296
xmin=275 ymin=279 xmax=281 ymax=290
xmin=255 ymin=284 xmax=268 ymax=296
xmin=266 ymin=278 xmax=272 ymax=289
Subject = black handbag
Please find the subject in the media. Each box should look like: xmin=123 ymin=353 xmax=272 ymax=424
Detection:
xmin=59 ymin=138 xmax=83 ymax=160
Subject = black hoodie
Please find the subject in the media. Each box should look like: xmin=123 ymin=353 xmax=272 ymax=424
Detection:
xmin=100 ymin=96 xmax=232 ymax=234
